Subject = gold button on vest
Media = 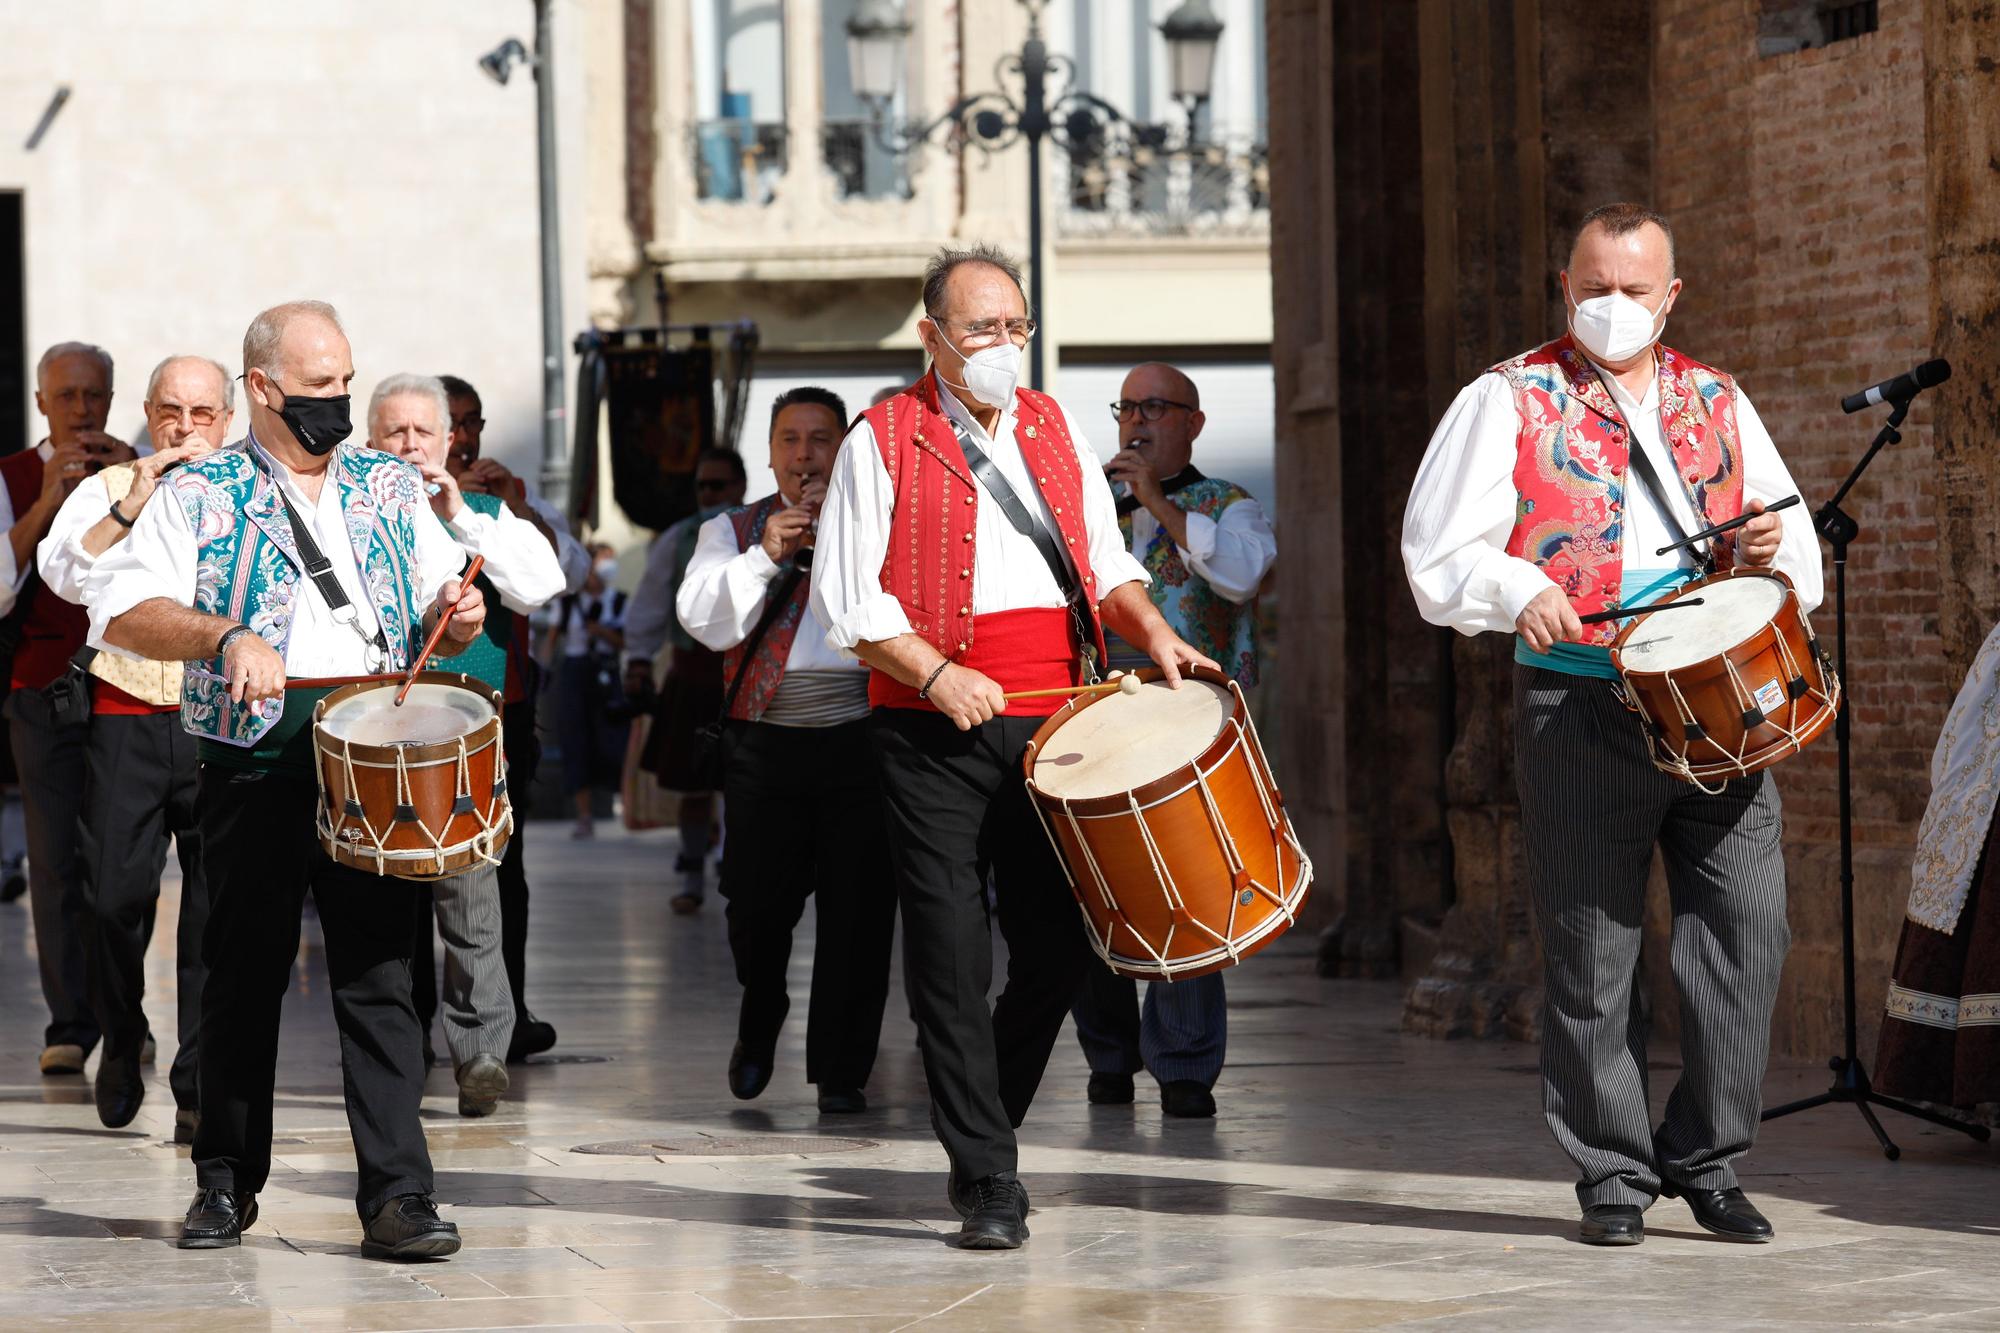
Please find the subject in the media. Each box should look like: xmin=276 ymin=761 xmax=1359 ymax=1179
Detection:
xmin=88 ymin=463 xmax=182 ymax=707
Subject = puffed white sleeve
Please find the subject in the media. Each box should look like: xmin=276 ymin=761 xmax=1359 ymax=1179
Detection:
xmin=1401 ymin=373 xmax=1555 ymax=636
xmin=1066 ymin=417 xmax=1150 ymax=596
xmin=36 ymin=472 xmax=115 ymax=607
xmin=82 ymin=481 xmax=200 ymax=659
xmin=811 ymin=419 xmax=915 ymax=652
xmin=677 ymin=512 xmax=784 ymax=652
xmin=1733 ymin=387 xmax=1823 ymax=614
xmin=1177 ymin=496 xmax=1276 ymax=604
xmin=445 ymin=502 xmax=566 ymax=611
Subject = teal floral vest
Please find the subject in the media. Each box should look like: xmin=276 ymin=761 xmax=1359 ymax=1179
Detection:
xmin=172 ymin=437 xmax=428 ymax=746
xmin=449 ymin=490 xmax=509 ymax=691
xmin=1126 ymin=477 xmax=1261 ymax=686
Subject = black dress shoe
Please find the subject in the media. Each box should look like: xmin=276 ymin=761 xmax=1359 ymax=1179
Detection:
xmin=728 ymin=1041 xmax=774 ymax=1101
xmin=1087 ymin=1071 xmax=1135 ymax=1105
xmin=816 ymin=1086 xmax=867 ymax=1114
xmin=1579 ymin=1203 xmax=1644 ymax=1246
xmin=179 ymin=1187 xmax=257 ymax=1249
xmin=1160 ymin=1080 xmax=1217 ymax=1118
xmin=506 ymin=1014 xmax=557 ymax=1064
xmin=362 ymin=1193 xmax=461 ymax=1260
xmin=94 ymin=1048 xmax=145 ymax=1129
xmin=1662 ymin=1183 xmax=1773 ymax=1242
xmin=956 ymin=1172 xmax=1030 ymax=1250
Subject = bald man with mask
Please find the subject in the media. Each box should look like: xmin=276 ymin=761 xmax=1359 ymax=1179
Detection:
xmin=39 ymin=354 xmax=232 ymax=1136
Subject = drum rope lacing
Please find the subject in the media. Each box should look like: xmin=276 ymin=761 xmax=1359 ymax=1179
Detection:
xmin=1627 ymin=623 xmax=1840 ymax=795
xmin=319 ymin=727 xmax=510 ymax=876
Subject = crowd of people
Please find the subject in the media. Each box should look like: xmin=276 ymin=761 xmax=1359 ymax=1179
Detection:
xmin=4 ymin=244 xmax=1278 ymax=1258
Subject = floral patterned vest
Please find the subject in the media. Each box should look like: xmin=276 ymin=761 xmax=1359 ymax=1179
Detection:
xmin=171 ymin=438 xmax=427 ymax=746
xmin=722 ymin=494 xmax=810 ymax=722
xmin=1494 ymin=335 xmax=1744 ymax=646
xmin=1125 ymin=477 xmax=1260 ymax=685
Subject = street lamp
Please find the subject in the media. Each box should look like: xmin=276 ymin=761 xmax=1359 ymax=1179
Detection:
xmin=479 ymin=2 xmax=569 ymax=510
xmin=845 ymin=0 xmax=1225 ymax=390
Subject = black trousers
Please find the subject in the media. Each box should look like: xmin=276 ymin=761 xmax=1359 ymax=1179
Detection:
xmin=721 ymin=717 xmax=896 ymax=1089
xmin=498 ymin=699 xmax=538 ymax=1020
xmin=80 ymin=710 xmax=206 ymax=1109
xmin=192 ymin=764 xmax=433 ymax=1219
xmin=870 ymin=708 xmax=1089 ymax=1181
xmin=5 ymin=692 xmax=96 ymax=1050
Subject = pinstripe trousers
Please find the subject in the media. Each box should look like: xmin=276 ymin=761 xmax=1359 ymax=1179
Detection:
xmin=414 ymin=864 xmax=515 ymax=1068
xmin=1072 ymin=966 xmax=1228 ymax=1087
xmin=1515 ymin=665 xmax=1790 ymax=1209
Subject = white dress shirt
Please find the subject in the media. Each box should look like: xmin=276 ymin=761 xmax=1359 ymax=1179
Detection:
xmin=625 ymin=511 xmax=706 ymax=662
xmin=1402 ymin=362 xmax=1822 ymax=638
xmin=677 ymin=506 xmax=859 ymax=673
xmin=1127 ymin=493 xmax=1276 ymax=604
xmin=85 ymin=447 xmax=470 ymax=677
xmin=3 ymin=440 xmax=158 ymax=617
xmin=439 ymin=495 xmax=566 ymax=615
xmin=812 ymin=382 xmax=1150 ymax=653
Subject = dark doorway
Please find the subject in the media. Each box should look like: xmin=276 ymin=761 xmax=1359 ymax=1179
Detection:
xmin=0 ymin=194 xmax=22 ymax=456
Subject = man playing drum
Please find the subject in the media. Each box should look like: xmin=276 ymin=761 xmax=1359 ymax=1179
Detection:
xmin=85 ymin=301 xmax=487 ymax=1259
xmin=1401 ymin=204 xmax=1820 ymax=1246
xmin=812 ymin=244 xmax=1214 ymax=1250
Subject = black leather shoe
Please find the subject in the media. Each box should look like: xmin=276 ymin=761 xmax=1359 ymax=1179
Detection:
xmin=816 ymin=1086 xmax=867 ymax=1114
xmin=94 ymin=1047 xmax=145 ymax=1129
xmin=1662 ymin=1182 xmax=1773 ymax=1242
xmin=179 ymin=1188 xmax=257 ymax=1249
xmin=362 ymin=1193 xmax=461 ymax=1260
xmin=728 ymin=1041 xmax=774 ymax=1101
xmin=1087 ymin=1072 xmax=1135 ymax=1105
xmin=1579 ymin=1203 xmax=1644 ymax=1246
xmin=506 ymin=1014 xmax=557 ymax=1063
xmin=956 ymin=1172 xmax=1030 ymax=1249
xmin=1160 ymin=1080 xmax=1217 ymax=1118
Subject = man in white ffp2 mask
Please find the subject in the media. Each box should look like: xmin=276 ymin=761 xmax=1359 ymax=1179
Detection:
xmin=1399 ymin=203 xmax=1822 ymax=1250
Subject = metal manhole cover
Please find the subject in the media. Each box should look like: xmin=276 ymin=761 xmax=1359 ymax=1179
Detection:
xmin=572 ymin=1135 xmax=879 ymax=1157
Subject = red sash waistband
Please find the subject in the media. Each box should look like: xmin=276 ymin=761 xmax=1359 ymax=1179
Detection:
xmin=870 ymin=607 xmax=1078 ymax=717
xmin=91 ymin=678 xmax=178 ymax=715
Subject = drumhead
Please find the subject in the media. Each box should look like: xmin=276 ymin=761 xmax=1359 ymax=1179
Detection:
xmin=1620 ymin=575 xmax=1786 ymax=671
xmin=319 ymin=682 xmax=495 ymax=747
xmin=1031 ymin=679 xmax=1233 ymax=800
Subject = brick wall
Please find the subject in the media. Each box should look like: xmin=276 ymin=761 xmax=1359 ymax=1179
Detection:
xmin=1653 ymin=0 xmax=1937 ymax=1058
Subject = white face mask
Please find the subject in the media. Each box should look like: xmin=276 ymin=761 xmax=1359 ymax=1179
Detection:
xmin=594 ymin=558 xmax=618 ymax=584
xmin=1567 ymin=289 xmax=1667 ymax=364
xmin=941 ymin=339 xmax=1023 ymax=410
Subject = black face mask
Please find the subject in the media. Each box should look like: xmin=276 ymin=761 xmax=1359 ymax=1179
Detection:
xmin=271 ymin=387 xmax=353 ymax=456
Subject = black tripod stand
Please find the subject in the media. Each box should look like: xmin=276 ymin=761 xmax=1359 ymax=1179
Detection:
xmin=1760 ymin=396 xmax=1993 ymax=1159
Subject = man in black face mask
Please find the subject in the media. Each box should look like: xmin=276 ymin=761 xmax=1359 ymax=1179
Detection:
xmin=90 ymin=300 xmax=489 ymax=1260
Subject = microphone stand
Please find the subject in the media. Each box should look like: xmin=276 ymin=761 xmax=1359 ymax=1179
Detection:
xmin=1759 ymin=395 xmax=1991 ymax=1157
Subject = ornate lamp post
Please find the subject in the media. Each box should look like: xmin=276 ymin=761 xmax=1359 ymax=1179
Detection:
xmin=845 ymin=0 xmax=1226 ymax=389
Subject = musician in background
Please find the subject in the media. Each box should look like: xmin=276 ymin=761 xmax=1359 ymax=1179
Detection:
xmin=1071 ymin=361 xmax=1275 ymax=1120
xmin=1401 ymin=204 xmax=1818 ymax=1247
xmin=546 ymin=544 xmax=629 ymax=839
xmin=676 ymin=388 xmax=895 ymax=1115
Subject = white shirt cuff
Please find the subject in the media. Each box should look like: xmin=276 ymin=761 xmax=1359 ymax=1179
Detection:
xmin=1175 ymin=509 xmax=1218 ymax=563
xmin=1498 ymin=563 xmax=1559 ymax=624
xmin=742 ymin=544 xmax=780 ymax=580
xmin=445 ymin=506 xmax=495 ymax=544
xmin=825 ymin=593 xmax=915 ymax=651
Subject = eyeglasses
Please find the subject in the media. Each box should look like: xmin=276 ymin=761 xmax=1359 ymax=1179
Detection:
xmin=156 ymin=404 xmax=223 ymax=427
xmin=1110 ymin=398 xmax=1196 ymax=423
xmin=450 ymin=413 xmax=485 ymax=432
xmin=933 ymin=316 xmax=1037 ymax=350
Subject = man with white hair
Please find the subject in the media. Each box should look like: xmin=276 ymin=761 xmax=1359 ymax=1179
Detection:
xmin=87 ymin=301 xmax=489 ymax=1258
xmin=3 ymin=341 xmax=135 ymax=1078
xmin=37 ymin=354 xmax=232 ymax=1137
xmin=366 ymin=373 xmax=564 ymax=1115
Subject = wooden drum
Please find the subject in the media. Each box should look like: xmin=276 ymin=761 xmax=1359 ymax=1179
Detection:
xmin=313 ymin=671 xmax=513 ymax=880
xmin=1022 ymin=667 xmax=1313 ymax=981
xmin=1611 ymin=568 xmax=1840 ymax=789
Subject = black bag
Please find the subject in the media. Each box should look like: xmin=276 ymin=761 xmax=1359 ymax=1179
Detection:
xmin=686 ymin=565 xmax=805 ymax=789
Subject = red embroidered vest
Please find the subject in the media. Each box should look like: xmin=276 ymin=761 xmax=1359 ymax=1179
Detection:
xmin=722 ymin=495 xmax=810 ymax=722
xmin=1494 ymin=336 xmax=1745 ymax=646
xmin=0 ymin=449 xmax=90 ymax=691
xmin=859 ymin=371 xmax=1108 ymax=666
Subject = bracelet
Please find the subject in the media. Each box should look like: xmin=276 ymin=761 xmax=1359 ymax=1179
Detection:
xmin=917 ymin=660 xmax=951 ymax=700
xmin=106 ymin=500 xmax=136 ymax=529
xmin=215 ymin=624 xmax=253 ymax=657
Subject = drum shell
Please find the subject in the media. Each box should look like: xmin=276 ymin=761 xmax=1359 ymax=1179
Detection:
xmin=1612 ymin=568 xmax=1839 ymax=782
xmin=1022 ymin=667 xmax=1312 ymax=981
xmin=314 ymin=671 xmax=514 ymax=880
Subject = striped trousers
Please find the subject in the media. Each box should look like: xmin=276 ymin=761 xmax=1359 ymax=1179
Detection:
xmin=414 ymin=864 xmax=515 ymax=1068
xmin=1072 ymin=967 xmax=1228 ymax=1088
xmin=1515 ymin=666 xmax=1790 ymax=1209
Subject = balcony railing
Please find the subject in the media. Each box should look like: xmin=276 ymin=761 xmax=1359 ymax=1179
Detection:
xmin=820 ymin=119 xmax=914 ymax=202
xmin=690 ymin=120 xmax=789 ymax=206
xmin=1059 ymin=133 xmax=1269 ymax=238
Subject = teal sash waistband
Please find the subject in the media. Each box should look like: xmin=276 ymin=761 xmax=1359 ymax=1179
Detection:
xmin=1514 ymin=567 xmax=1693 ymax=680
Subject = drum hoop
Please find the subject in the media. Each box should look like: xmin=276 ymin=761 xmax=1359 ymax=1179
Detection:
xmin=1610 ymin=566 xmax=1797 ymax=674
xmin=1020 ymin=665 xmax=1252 ymax=813
xmin=314 ymin=714 xmax=503 ymax=765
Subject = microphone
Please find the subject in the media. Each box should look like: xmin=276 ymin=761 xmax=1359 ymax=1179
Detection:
xmin=1841 ymin=359 xmax=1950 ymax=413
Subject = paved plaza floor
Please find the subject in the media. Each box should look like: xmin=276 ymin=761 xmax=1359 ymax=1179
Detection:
xmin=0 ymin=820 xmax=1996 ymax=1330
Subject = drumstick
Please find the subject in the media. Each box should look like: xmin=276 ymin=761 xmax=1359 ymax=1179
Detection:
xmin=396 ymin=554 xmax=485 ymax=707
xmin=1655 ymin=494 xmax=1801 ymax=557
xmin=1577 ymin=597 xmax=1706 ymax=626
xmin=1001 ymin=675 xmax=1145 ymax=703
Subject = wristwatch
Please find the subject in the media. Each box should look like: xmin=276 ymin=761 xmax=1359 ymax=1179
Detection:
xmin=215 ymin=624 xmax=254 ymax=657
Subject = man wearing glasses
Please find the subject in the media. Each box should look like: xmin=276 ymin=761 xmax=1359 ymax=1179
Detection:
xmin=813 ymin=244 xmax=1215 ymax=1249
xmin=1072 ymin=361 xmax=1276 ymax=1122
xmin=437 ymin=374 xmax=588 ymax=1062
xmin=36 ymin=354 xmax=232 ymax=1136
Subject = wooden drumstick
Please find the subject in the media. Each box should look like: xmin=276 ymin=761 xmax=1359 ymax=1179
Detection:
xmin=1001 ymin=674 xmax=1145 ymax=703
xmin=396 ymin=554 xmax=484 ymax=707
